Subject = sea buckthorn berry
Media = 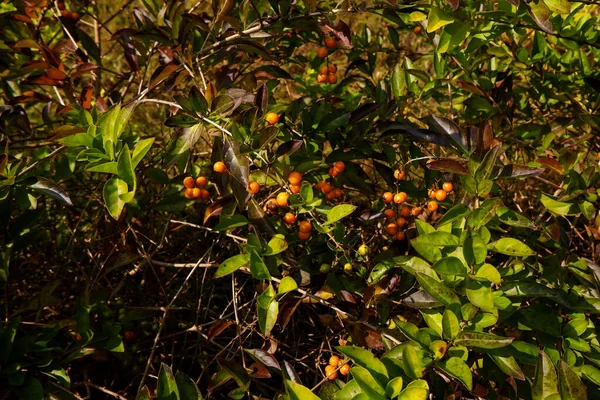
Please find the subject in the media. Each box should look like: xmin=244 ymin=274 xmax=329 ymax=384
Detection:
xmin=290 ymin=183 xmax=301 ymax=194
xmin=324 ymin=365 xmax=337 ymax=380
xmin=328 ymin=73 xmax=337 ymax=84
xmin=213 ymin=161 xmax=226 ymax=173
xmin=428 ymin=201 xmax=439 ymax=212
xmin=288 ymin=172 xmax=303 ymax=185
xmin=358 ymin=244 xmax=369 ymax=256
xmin=196 ymin=176 xmax=208 ymax=187
xmin=184 ymin=188 xmax=195 ymax=199
xmin=329 ymin=355 xmax=340 ymax=366
xmin=326 ymin=191 xmax=337 ymax=201
xmin=191 ymin=188 xmax=202 ymax=199
xmin=413 ymin=26 xmax=422 ymax=34
xmin=320 ymin=65 xmax=329 ymax=75
xmin=315 ymin=181 xmax=325 ymax=190
xmin=276 ymin=192 xmax=289 ymax=207
xmin=340 ymin=364 xmax=351 ymax=375
xmin=386 ymin=223 xmax=398 ymax=236
xmin=328 ymin=64 xmax=337 ymax=74
xmin=382 ymin=192 xmax=393 ymax=203
xmin=199 ymin=189 xmax=210 ymax=200
xmin=317 ymin=47 xmax=328 ymax=58
xmin=183 ymin=176 xmax=195 ymax=189
xmin=384 ymin=209 xmax=396 ymax=220
xmin=265 ymin=112 xmax=279 ymax=125
xmin=325 ymin=37 xmax=337 ymax=49
xmin=317 ymin=74 xmax=327 ymax=83
xmin=412 ymin=207 xmax=422 ymax=216
xmin=443 ymin=182 xmax=454 ymax=192
xmin=299 ymin=221 xmax=312 ymax=234
xmin=400 ymin=206 xmax=411 ymax=217
xmin=299 ymin=231 xmax=311 ymax=241
xmin=332 ymin=188 xmax=343 ymax=199
xmin=344 ymin=263 xmax=352 ymax=272
xmin=284 ymin=213 xmax=296 ymax=224
xmin=329 ymin=167 xmax=340 ymax=178
xmin=393 ymin=169 xmax=405 ymax=180
xmin=321 ymin=182 xmax=332 ymax=194
xmin=428 ymin=188 xmax=437 ymax=199
xmin=395 ymin=217 xmax=407 ymax=227
xmin=396 ymin=231 xmax=406 ymax=241
xmin=435 ymin=189 xmax=447 ymax=201
xmin=393 ymin=192 xmax=407 ymax=204
xmin=333 ymin=161 xmax=345 ymax=172
xmin=247 ymin=181 xmax=260 ymax=194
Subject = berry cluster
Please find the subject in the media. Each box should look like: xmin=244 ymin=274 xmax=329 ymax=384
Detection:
xmin=324 ymin=355 xmax=351 ymax=380
xmin=316 ymin=35 xmax=339 ymax=84
xmin=183 ymin=176 xmax=210 ymax=200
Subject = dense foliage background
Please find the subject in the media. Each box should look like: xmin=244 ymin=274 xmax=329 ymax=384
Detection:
xmin=2 ymin=0 xmax=600 ymax=398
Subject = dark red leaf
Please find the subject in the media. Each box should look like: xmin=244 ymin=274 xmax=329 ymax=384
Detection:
xmin=536 ymin=157 xmax=563 ymax=174
xmin=426 ymin=158 xmax=469 ymax=174
xmin=207 ymin=320 xmax=235 ymax=340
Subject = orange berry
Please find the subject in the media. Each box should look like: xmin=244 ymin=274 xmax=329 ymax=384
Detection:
xmin=333 ymin=161 xmax=345 ymax=172
xmin=400 ymin=206 xmax=411 ymax=217
xmin=123 ymin=330 xmax=136 ymax=342
xmin=299 ymin=231 xmax=311 ymax=241
xmin=213 ymin=161 xmax=226 ymax=173
xmin=382 ymin=192 xmax=394 ymax=203
xmin=321 ymin=182 xmax=332 ymax=194
xmin=284 ymin=213 xmax=296 ymax=224
xmin=183 ymin=176 xmax=195 ymax=188
xmin=328 ymin=73 xmax=337 ymax=84
xmin=329 ymin=355 xmax=340 ymax=366
xmin=265 ymin=112 xmax=279 ymax=125
xmin=315 ymin=181 xmax=325 ymax=190
xmin=332 ymin=188 xmax=343 ymax=199
xmin=413 ymin=26 xmax=422 ymax=34
xmin=428 ymin=201 xmax=439 ymax=212
xmin=288 ymin=172 xmax=303 ymax=185
xmin=316 ymin=47 xmax=328 ymax=58
xmin=247 ymin=181 xmax=260 ymax=194
xmin=396 ymin=231 xmax=406 ymax=241
xmin=428 ymin=188 xmax=437 ymax=199
xmin=325 ymin=37 xmax=337 ymax=49
xmin=196 ymin=176 xmax=208 ymax=187
xmin=320 ymin=65 xmax=329 ymax=75
xmin=199 ymin=189 xmax=210 ymax=200
xmin=191 ymin=188 xmax=202 ymax=199
xmin=299 ymin=221 xmax=312 ymax=234
xmin=184 ymin=188 xmax=195 ymax=199
xmin=326 ymin=191 xmax=337 ymax=201
xmin=393 ymin=192 xmax=407 ymax=204
xmin=276 ymin=192 xmax=289 ymax=207
xmin=412 ymin=207 xmax=422 ymax=216
xmin=395 ymin=217 xmax=407 ymax=227
xmin=290 ymin=183 xmax=301 ymax=194
xmin=435 ymin=189 xmax=447 ymax=201
xmin=393 ymin=169 xmax=405 ymax=180
xmin=340 ymin=364 xmax=351 ymax=376
xmin=386 ymin=223 xmax=398 ymax=236
xmin=317 ymin=74 xmax=327 ymax=83
xmin=328 ymin=64 xmax=337 ymax=74
xmin=384 ymin=209 xmax=396 ymax=220
xmin=324 ymin=365 xmax=337 ymax=380
xmin=442 ymin=182 xmax=453 ymax=192
xmin=329 ymin=167 xmax=340 ymax=177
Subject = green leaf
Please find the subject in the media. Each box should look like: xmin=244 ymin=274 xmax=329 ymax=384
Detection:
xmin=436 ymin=204 xmax=470 ymax=227
xmin=527 ymin=0 xmax=553 ymax=34
xmin=337 ymin=346 xmax=389 ymax=386
xmin=545 ymin=0 xmax=570 ymax=14
xmin=558 ymin=360 xmax=587 ymax=400
xmin=433 ymin=257 xmax=468 ymax=276
xmin=582 ymin=365 xmax=600 ymax=386
xmin=454 ymin=331 xmax=513 ymax=349
xmin=465 ymin=280 xmax=495 ymax=312
xmin=562 ymin=319 xmax=587 ymax=338
xmin=87 ymin=161 xmax=118 ymax=174
xmin=169 ymin=123 xmax=204 ymax=161
xmin=540 ymin=194 xmax=579 ymax=216
xmin=14 ymin=376 xmax=43 ymax=400
xmin=415 ymin=272 xmax=460 ymax=307
xmin=385 ymin=377 xmax=404 ymax=398
xmin=257 ymin=285 xmax=278 ymax=335
xmin=278 ymin=276 xmax=298 ymax=295
xmin=442 ymin=309 xmax=460 ymax=340
xmin=436 ymin=357 xmax=473 ymax=391
xmin=137 ymin=386 xmax=152 ymax=400
xmin=476 ymin=144 xmax=502 ymax=182
xmin=326 ymin=204 xmax=357 ymax=225
xmin=103 ymin=176 xmax=128 ymax=219
xmin=464 ymin=233 xmax=487 ymax=266
xmin=402 ymin=344 xmax=423 ymax=379
xmin=532 ymin=351 xmax=559 ymax=400
xmin=214 ymin=254 xmax=250 ymax=278
xmin=501 ymin=282 xmax=557 ymax=298
xmin=117 ymin=144 xmax=135 ymax=186
xmin=175 ymin=371 xmax=204 ymax=399
xmin=488 ymin=238 xmax=535 ymax=257
xmin=351 ymin=366 xmax=387 ymax=399
xmin=397 ymin=380 xmax=429 ymax=400
xmin=392 ymin=256 xmax=438 ymax=280
xmin=490 ymin=354 xmax=525 ymax=381
xmin=391 ymin=63 xmax=406 ymax=99
xmin=214 ymin=214 xmax=249 ymax=231
xmin=29 ymin=177 xmax=73 ymax=206
xmin=317 ymin=111 xmax=350 ymax=133
xmin=132 ymin=138 xmax=155 ymax=168
xmin=250 ymin=250 xmax=271 ymax=280
xmin=285 ymin=380 xmax=320 ymax=400
xmin=474 ymin=264 xmax=501 ymax=284
xmin=420 ymin=309 xmax=443 ymax=337
xmin=265 ymin=235 xmax=288 ymax=256
xmin=427 ymin=7 xmax=455 ymax=33
xmin=157 ymin=363 xmax=180 ymax=400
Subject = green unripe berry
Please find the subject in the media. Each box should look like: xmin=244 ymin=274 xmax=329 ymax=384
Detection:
xmin=357 ymin=244 xmax=369 ymax=256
